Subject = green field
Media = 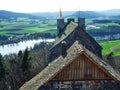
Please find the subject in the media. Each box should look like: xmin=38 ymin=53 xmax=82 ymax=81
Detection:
xmin=0 ymin=19 xmax=57 ymax=36
xmin=100 ymin=40 xmax=120 ymax=56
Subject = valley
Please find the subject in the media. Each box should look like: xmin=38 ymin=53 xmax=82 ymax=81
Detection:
xmin=0 ymin=10 xmax=120 ymax=56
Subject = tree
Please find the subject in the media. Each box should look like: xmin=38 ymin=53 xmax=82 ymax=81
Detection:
xmin=22 ymin=48 xmax=30 ymax=73
xmin=106 ymin=52 xmax=115 ymax=67
xmin=18 ymin=50 xmax=23 ymax=57
xmin=0 ymin=54 xmax=5 ymax=80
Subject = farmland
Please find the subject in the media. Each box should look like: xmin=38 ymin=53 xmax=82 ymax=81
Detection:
xmin=1 ymin=17 xmax=120 ymax=39
xmin=100 ymin=40 xmax=120 ymax=56
xmin=0 ymin=19 xmax=57 ymax=36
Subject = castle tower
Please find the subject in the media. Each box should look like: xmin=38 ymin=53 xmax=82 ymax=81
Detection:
xmin=78 ymin=18 xmax=85 ymax=29
xmin=57 ymin=8 xmax=66 ymax=36
xmin=60 ymin=8 xmax=62 ymax=19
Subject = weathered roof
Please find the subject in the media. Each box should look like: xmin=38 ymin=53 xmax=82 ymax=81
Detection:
xmin=50 ymin=20 xmax=102 ymax=60
xmin=53 ymin=21 xmax=78 ymax=47
xmin=19 ymin=41 xmax=120 ymax=90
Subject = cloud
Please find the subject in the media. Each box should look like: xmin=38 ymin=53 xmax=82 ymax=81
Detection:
xmin=0 ymin=0 xmax=120 ymax=12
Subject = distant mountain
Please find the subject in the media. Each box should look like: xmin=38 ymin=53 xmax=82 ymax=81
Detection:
xmin=66 ymin=11 xmax=105 ymax=18
xmin=2 ymin=9 xmax=119 ymax=20
xmin=110 ymin=15 xmax=120 ymax=19
xmin=97 ymin=9 xmax=120 ymax=16
xmin=0 ymin=10 xmax=45 ymax=20
xmin=31 ymin=11 xmax=76 ymax=19
xmin=31 ymin=9 xmax=120 ymax=19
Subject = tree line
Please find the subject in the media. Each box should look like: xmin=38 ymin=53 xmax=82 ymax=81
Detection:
xmin=0 ymin=42 xmax=53 ymax=90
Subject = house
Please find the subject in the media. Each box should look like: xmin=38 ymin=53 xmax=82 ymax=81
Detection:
xmin=49 ymin=18 xmax=102 ymax=63
xmin=19 ymin=41 xmax=120 ymax=90
xmin=19 ymin=18 xmax=120 ymax=90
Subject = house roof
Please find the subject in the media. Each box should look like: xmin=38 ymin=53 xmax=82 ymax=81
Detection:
xmin=52 ymin=21 xmax=78 ymax=48
xmin=19 ymin=41 xmax=120 ymax=90
xmin=52 ymin=21 xmax=101 ymax=49
xmin=51 ymin=20 xmax=102 ymax=58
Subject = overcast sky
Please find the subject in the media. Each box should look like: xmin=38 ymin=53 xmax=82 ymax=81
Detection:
xmin=0 ymin=0 xmax=120 ymax=13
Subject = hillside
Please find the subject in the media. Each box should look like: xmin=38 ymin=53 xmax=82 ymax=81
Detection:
xmin=110 ymin=15 xmax=120 ymax=19
xmin=0 ymin=10 xmax=45 ymax=20
xmin=30 ymin=11 xmax=76 ymax=19
xmin=66 ymin=11 xmax=105 ymax=18
xmin=31 ymin=9 xmax=120 ymax=19
xmin=97 ymin=9 xmax=120 ymax=16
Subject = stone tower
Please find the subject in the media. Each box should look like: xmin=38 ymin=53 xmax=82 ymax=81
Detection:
xmin=57 ymin=8 xmax=66 ymax=36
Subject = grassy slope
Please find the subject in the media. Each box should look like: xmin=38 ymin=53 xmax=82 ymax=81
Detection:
xmin=100 ymin=40 xmax=120 ymax=56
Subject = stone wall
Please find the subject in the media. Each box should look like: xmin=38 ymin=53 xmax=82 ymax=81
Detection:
xmin=39 ymin=80 xmax=120 ymax=90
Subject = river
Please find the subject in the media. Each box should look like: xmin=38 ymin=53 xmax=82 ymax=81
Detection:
xmin=0 ymin=39 xmax=55 ymax=56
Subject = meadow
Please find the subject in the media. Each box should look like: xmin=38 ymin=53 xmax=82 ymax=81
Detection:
xmin=100 ymin=40 xmax=120 ymax=56
xmin=0 ymin=19 xmax=57 ymax=36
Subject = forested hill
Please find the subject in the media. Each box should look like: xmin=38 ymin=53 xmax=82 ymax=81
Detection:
xmin=97 ymin=9 xmax=120 ymax=16
xmin=67 ymin=11 xmax=105 ymax=18
xmin=110 ymin=15 xmax=120 ymax=19
xmin=31 ymin=11 xmax=76 ymax=19
xmin=31 ymin=11 xmax=105 ymax=19
xmin=0 ymin=10 xmax=45 ymax=20
xmin=30 ymin=9 xmax=120 ymax=19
